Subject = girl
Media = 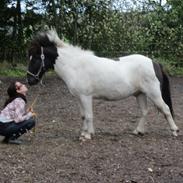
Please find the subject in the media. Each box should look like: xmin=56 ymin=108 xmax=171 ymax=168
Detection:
xmin=0 ymin=81 xmax=36 ymax=144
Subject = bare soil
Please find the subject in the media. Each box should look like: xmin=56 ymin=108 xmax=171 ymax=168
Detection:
xmin=0 ymin=75 xmax=183 ymax=183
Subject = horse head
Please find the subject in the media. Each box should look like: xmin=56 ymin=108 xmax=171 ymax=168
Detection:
xmin=27 ymin=30 xmax=60 ymax=85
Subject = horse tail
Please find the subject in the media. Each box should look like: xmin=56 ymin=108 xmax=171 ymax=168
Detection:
xmin=153 ymin=62 xmax=174 ymax=118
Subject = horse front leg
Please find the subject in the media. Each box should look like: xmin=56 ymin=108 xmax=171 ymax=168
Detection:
xmin=78 ymin=95 xmax=94 ymax=140
xmin=133 ymin=94 xmax=148 ymax=135
xmin=78 ymin=102 xmax=87 ymax=132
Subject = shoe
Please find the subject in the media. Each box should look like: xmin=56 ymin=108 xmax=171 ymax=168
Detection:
xmin=2 ymin=138 xmax=22 ymax=145
xmin=8 ymin=139 xmax=22 ymax=145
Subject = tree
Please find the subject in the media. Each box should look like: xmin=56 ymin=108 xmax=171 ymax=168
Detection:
xmin=0 ymin=0 xmax=183 ymax=72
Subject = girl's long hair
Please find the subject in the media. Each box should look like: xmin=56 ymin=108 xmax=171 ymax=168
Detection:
xmin=4 ymin=81 xmax=27 ymax=107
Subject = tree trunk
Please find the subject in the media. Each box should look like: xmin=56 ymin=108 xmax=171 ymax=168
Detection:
xmin=17 ymin=0 xmax=23 ymax=45
xmin=72 ymin=1 xmax=78 ymax=45
xmin=51 ymin=0 xmax=57 ymax=29
xmin=58 ymin=0 xmax=64 ymax=37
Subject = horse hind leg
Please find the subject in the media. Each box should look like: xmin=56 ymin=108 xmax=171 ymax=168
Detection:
xmin=147 ymin=90 xmax=179 ymax=136
xmin=133 ymin=93 xmax=148 ymax=136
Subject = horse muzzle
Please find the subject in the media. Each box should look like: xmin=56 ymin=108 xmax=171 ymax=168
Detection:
xmin=26 ymin=75 xmax=39 ymax=86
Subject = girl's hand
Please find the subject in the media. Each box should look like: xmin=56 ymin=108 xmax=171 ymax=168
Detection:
xmin=27 ymin=107 xmax=37 ymax=117
xmin=27 ymin=107 xmax=33 ymax=113
xmin=31 ymin=112 xmax=37 ymax=117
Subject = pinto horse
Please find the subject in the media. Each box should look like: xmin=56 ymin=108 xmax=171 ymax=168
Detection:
xmin=27 ymin=30 xmax=179 ymax=140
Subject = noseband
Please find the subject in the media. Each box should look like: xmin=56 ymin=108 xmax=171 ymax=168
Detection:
xmin=27 ymin=46 xmax=45 ymax=80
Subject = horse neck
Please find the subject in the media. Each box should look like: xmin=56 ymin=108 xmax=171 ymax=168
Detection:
xmin=57 ymin=45 xmax=87 ymax=65
xmin=54 ymin=46 xmax=93 ymax=80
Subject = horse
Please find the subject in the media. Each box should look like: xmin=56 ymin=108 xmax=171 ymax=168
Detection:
xmin=27 ymin=30 xmax=179 ymax=140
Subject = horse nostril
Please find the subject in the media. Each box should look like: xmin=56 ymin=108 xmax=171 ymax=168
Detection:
xmin=27 ymin=77 xmax=39 ymax=86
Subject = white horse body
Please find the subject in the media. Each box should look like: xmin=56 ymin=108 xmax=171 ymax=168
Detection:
xmin=55 ymin=46 xmax=155 ymax=100
xmin=27 ymin=30 xmax=179 ymax=140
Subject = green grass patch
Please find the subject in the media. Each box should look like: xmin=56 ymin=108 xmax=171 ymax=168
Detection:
xmin=0 ymin=62 xmax=26 ymax=77
xmin=0 ymin=68 xmax=26 ymax=77
xmin=0 ymin=62 xmax=55 ymax=77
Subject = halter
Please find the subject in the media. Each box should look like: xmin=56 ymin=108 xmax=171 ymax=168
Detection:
xmin=27 ymin=46 xmax=45 ymax=80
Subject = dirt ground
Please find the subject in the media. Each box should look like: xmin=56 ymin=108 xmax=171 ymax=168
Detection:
xmin=0 ymin=75 xmax=183 ymax=183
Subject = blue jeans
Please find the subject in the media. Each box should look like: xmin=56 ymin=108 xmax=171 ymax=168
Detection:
xmin=0 ymin=118 xmax=35 ymax=140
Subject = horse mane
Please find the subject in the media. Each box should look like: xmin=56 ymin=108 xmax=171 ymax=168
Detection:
xmin=47 ymin=29 xmax=94 ymax=56
xmin=29 ymin=29 xmax=94 ymax=56
xmin=46 ymin=29 xmax=65 ymax=48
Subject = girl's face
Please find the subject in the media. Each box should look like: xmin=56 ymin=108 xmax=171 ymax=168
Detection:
xmin=15 ymin=82 xmax=28 ymax=95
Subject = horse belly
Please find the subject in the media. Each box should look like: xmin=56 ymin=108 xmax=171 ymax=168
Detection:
xmin=93 ymin=84 xmax=136 ymax=100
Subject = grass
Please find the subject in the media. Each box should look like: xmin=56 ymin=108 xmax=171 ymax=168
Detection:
xmin=0 ymin=62 xmax=26 ymax=77
xmin=0 ymin=62 xmax=55 ymax=77
xmin=0 ymin=68 xmax=26 ymax=77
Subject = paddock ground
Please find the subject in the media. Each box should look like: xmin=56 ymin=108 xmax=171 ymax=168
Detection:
xmin=0 ymin=75 xmax=183 ymax=183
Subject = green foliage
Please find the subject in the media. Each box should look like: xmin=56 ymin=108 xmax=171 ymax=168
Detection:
xmin=0 ymin=0 xmax=183 ymax=75
xmin=156 ymin=57 xmax=183 ymax=76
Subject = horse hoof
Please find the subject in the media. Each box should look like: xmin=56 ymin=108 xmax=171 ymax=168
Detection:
xmin=79 ymin=136 xmax=86 ymax=142
xmin=79 ymin=136 xmax=91 ymax=142
xmin=133 ymin=129 xmax=144 ymax=136
xmin=79 ymin=132 xmax=91 ymax=141
xmin=172 ymin=131 xmax=178 ymax=137
xmin=171 ymin=127 xmax=179 ymax=137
